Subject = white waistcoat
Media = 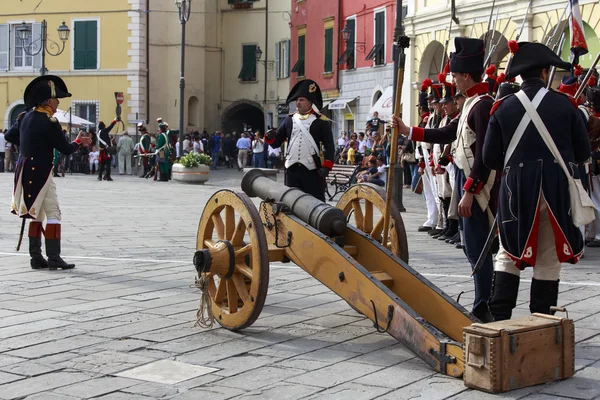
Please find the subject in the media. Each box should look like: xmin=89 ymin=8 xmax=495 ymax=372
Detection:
xmin=285 ymin=113 xmax=318 ymax=170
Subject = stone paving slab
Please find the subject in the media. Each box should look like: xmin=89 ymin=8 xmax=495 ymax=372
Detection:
xmin=0 ymin=171 xmax=599 ymax=399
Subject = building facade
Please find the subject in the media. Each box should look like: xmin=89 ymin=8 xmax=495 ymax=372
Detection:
xmin=0 ymin=0 xmax=147 ymax=133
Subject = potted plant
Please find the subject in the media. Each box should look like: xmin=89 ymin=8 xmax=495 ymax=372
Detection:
xmin=172 ymin=152 xmax=211 ymax=184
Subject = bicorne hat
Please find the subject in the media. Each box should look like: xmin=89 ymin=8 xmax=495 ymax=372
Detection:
xmin=24 ymin=75 xmax=71 ymax=110
xmin=450 ymin=38 xmax=485 ymax=76
xmin=286 ymin=79 xmax=323 ymax=111
xmin=506 ymin=42 xmax=572 ymax=80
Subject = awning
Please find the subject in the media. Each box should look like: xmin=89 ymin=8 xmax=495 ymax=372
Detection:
xmin=54 ymin=109 xmax=94 ymax=127
xmin=328 ymin=97 xmax=357 ymax=110
xmin=369 ymin=86 xmax=394 ymax=121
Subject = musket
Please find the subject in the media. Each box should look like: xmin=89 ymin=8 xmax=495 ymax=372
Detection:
xmin=440 ymin=18 xmax=454 ymax=72
xmin=546 ymin=32 xmax=566 ymax=89
xmin=545 ymin=3 xmax=569 ymax=47
xmin=484 ymin=4 xmax=499 ymax=60
xmin=483 ymin=16 xmax=511 ymax=70
xmin=483 ymin=0 xmax=497 ymax=52
xmin=382 ymin=0 xmax=410 ymax=251
xmin=469 ymin=19 xmax=476 ymax=39
xmin=574 ymin=52 xmax=600 ymax=100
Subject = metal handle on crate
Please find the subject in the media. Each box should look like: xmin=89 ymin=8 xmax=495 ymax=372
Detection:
xmin=550 ymin=306 xmax=569 ymax=319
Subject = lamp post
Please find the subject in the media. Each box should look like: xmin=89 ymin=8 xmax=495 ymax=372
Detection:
xmin=16 ymin=20 xmax=70 ymax=76
xmin=175 ymin=0 xmax=191 ymax=159
xmin=341 ymin=23 xmax=366 ymax=52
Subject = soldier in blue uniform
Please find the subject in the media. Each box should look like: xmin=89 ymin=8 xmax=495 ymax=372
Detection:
xmin=393 ymin=37 xmax=497 ymax=322
xmin=265 ymin=79 xmax=335 ymax=201
xmin=483 ymin=42 xmax=591 ymax=319
xmin=5 ymin=75 xmax=91 ymax=270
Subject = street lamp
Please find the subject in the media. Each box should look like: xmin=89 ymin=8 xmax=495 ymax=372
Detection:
xmin=341 ymin=22 xmax=365 ymax=52
xmin=255 ymin=45 xmax=275 ymax=69
xmin=175 ymin=0 xmax=192 ymax=158
xmin=17 ymin=20 xmax=70 ymax=76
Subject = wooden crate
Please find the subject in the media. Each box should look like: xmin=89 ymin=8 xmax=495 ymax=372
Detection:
xmin=463 ymin=313 xmax=574 ymax=393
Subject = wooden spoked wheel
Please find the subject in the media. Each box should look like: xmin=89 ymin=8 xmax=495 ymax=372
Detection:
xmin=196 ymin=190 xmax=269 ymax=331
xmin=337 ymin=183 xmax=409 ymax=263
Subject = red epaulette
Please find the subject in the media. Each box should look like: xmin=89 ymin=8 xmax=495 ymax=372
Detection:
xmin=490 ymin=99 xmax=504 ymax=116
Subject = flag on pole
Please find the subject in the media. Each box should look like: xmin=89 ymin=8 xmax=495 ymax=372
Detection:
xmin=569 ymin=0 xmax=588 ymax=64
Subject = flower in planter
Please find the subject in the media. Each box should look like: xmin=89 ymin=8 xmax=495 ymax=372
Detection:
xmin=176 ymin=152 xmax=212 ymax=168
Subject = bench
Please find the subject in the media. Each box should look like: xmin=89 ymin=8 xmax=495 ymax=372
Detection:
xmin=325 ymin=164 xmax=361 ymax=201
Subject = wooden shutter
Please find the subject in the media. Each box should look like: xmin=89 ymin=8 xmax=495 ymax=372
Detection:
xmin=324 ymin=28 xmax=333 ymax=73
xmin=86 ymin=21 xmax=98 ymax=69
xmin=74 ymin=21 xmax=97 ymax=70
xmin=375 ymin=12 xmax=385 ymax=64
xmin=298 ymin=35 xmax=305 ymax=76
xmin=274 ymin=41 xmax=280 ymax=79
xmin=283 ymin=40 xmax=290 ymax=78
xmin=0 ymin=24 xmax=8 ymax=70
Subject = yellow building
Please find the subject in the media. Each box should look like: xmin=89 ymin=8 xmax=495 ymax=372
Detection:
xmin=0 ymin=0 xmax=147 ymax=132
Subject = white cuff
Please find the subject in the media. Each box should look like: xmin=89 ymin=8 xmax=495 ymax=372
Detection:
xmin=408 ymin=127 xmax=414 ymax=140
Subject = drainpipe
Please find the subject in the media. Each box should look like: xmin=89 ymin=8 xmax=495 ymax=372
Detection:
xmin=145 ymin=0 xmax=150 ymax=125
xmin=264 ymin=0 xmax=269 ymax=130
xmin=336 ymin=0 xmax=341 ymax=93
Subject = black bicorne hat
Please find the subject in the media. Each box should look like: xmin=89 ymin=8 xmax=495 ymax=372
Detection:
xmin=507 ymin=42 xmax=572 ymax=80
xmin=417 ymin=90 xmax=429 ymax=111
xmin=450 ymin=38 xmax=485 ymax=76
xmin=440 ymin=83 xmax=457 ymax=104
xmin=286 ymin=79 xmax=323 ymax=111
xmin=24 ymin=75 xmax=71 ymax=110
xmin=588 ymin=86 xmax=600 ymax=112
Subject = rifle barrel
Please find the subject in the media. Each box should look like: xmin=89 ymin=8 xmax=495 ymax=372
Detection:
xmin=574 ymin=52 xmax=600 ymax=100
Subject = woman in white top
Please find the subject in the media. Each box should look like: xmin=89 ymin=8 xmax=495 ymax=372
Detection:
xmin=252 ymin=131 xmax=265 ymax=168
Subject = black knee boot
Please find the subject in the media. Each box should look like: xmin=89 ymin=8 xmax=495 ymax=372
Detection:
xmin=488 ymin=272 xmax=520 ymax=321
xmin=433 ymin=198 xmax=451 ymax=238
xmin=45 ymin=224 xmax=75 ymax=270
xmin=29 ymin=221 xmax=48 ymax=269
xmin=530 ymin=278 xmax=559 ymax=315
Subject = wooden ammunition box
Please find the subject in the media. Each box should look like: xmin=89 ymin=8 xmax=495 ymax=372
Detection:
xmin=463 ymin=314 xmax=574 ymax=393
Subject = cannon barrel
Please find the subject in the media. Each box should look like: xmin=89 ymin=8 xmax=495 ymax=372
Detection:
xmin=241 ymin=169 xmax=346 ymax=237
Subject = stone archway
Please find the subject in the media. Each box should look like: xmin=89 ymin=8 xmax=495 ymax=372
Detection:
xmin=221 ymin=99 xmax=265 ymax=138
xmin=4 ymin=100 xmax=25 ymax=130
xmin=418 ymin=41 xmax=446 ymax=81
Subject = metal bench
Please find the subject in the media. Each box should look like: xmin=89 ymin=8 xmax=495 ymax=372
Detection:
xmin=325 ymin=164 xmax=361 ymax=201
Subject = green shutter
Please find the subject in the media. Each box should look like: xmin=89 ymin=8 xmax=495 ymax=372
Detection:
xmin=74 ymin=21 xmax=97 ymax=70
xmin=324 ymin=28 xmax=333 ymax=73
xmin=375 ymin=12 xmax=385 ymax=64
xmin=239 ymin=44 xmax=256 ymax=81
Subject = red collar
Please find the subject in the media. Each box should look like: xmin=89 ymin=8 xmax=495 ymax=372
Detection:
xmin=465 ymin=82 xmax=490 ymax=98
xmin=420 ymin=111 xmax=430 ymax=119
xmin=593 ymin=112 xmax=600 ymax=118
xmin=450 ymin=112 xmax=459 ymax=119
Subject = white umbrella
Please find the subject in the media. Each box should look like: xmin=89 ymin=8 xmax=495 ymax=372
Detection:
xmin=53 ymin=109 xmax=94 ymax=127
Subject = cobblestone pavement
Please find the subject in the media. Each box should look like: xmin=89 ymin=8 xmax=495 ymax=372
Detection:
xmin=0 ymin=169 xmax=599 ymax=400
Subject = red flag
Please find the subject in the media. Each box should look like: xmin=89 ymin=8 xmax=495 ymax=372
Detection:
xmin=570 ymin=0 xmax=588 ymax=62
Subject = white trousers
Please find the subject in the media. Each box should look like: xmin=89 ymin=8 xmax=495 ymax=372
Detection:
xmin=89 ymin=159 xmax=98 ymax=171
xmin=421 ymin=172 xmax=439 ymax=227
xmin=589 ymin=176 xmax=600 ymax=240
xmin=34 ymin=174 xmax=61 ymax=222
xmin=494 ymin=196 xmax=560 ymax=280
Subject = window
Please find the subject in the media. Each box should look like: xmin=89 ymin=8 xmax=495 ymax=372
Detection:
xmin=14 ymin=24 xmax=33 ymax=68
xmin=323 ymin=19 xmax=334 ymax=73
xmin=238 ymin=44 xmax=257 ymax=81
xmin=74 ymin=101 xmax=98 ymax=126
xmin=338 ymin=18 xmax=355 ymax=69
xmin=291 ymin=29 xmax=305 ymax=77
xmin=74 ymin=20 xmax=98 ymax=70
xmin=366 ymin=11 xmax=385 ymax=65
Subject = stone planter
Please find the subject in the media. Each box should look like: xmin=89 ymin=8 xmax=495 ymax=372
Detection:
xmin=172 ymin=164 xmax=210 ymax=184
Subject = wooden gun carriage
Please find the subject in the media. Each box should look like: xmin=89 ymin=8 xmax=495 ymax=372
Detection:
xmin=193 ymin=169 xmax=574 ymax=391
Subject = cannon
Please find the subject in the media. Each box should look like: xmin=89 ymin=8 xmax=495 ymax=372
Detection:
xmin=194 ymin=170 xmax=478 ymax=377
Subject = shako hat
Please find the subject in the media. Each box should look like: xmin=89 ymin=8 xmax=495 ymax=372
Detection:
xmin=587 ymin=86 xmax=600 ymax=112
xmin=450 ymin=38 xmax=485 ymax=76
xmin=558 ymin=76 xmax=579 ymax=97
xmin=417 ymin=90 xmax=429 ymax=111
xmin=286 ymin=79 xmax=323 ymax=111
xmin=506 ymin=42 xmax=571 ymax=80
xmin=440 ymin=83 xmax=457 ymax=103
xmin=24 ymin=75 xmax=71 ymax=110
xmin=485 ymin=65 xmax=498 ymax=96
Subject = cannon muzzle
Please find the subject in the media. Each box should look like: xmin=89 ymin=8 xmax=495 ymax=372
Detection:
xmin=241 ymin=169 xmax=346 ymax=237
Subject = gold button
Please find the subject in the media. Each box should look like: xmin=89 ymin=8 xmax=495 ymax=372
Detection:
xmin=29 ymin=181 xmax=32 ymax=184
xmin=32 ymin=167 xmax=35 ymax=170
xmin=31 ymin=157 xmax=34 ymax=160
xmin=28 ymin=195 xmax=31 ymax=198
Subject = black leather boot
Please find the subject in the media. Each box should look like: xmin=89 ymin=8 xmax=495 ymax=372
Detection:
xmin=472 ymin=301 xmax=494 ymax=323
xmin=29 ymin=221 xmax=48 ymax=269
xmin=440 ymin=218 xmax=458 ymax=241
xmin=45 ymin=224 xmax=75 ymax=270
xmin=530 ymin=278 xmax=559 ymax=315
xmin=488 ymin=272 xmax=520 ymax=321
